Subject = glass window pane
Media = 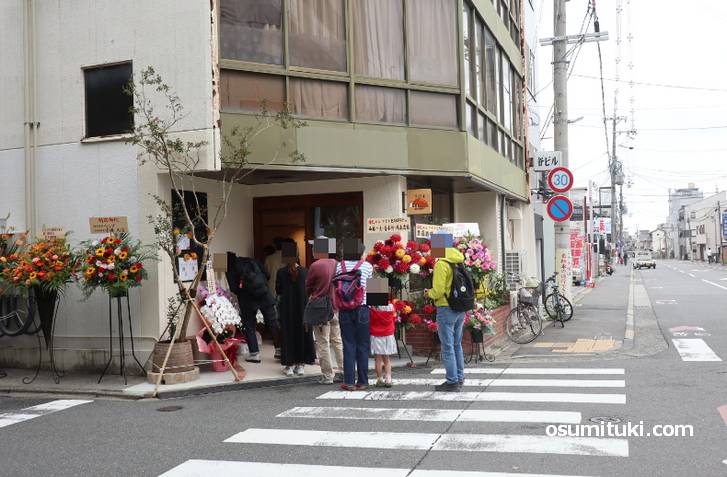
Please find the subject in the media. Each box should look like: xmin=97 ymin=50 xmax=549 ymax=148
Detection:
xmin=355 ymin=85 xmax=406 ymax=124
xmin=290 ymin=78 xmax=348 ymax=119
xmin=289 ymin=0 xmax=347 ymax=71
xmin=462 ymin=5 xmax=471 ymax=96
xmin=485 ymin=29 xmax=498 ymax=115
xmin=220 ymin=70 xmax=285 ymax=112
xmin=406 ymin=0 xmax=458 ymax=86
xmin=502 ymin=56 xmax=511 ymax=130
xmin=220 ymin=0 xmax=283 ymax=64
xmin=466 ymin=102 xmax=475 ymax=136
xmin=353 ymin=0 xmax=405 ymax=80
xmin=410 ymin=91 xmax=457 ymax=128
xmin=475 ymin=18 xmax=484 ymax=105
xmin=477 ymin=112 xmax=486 ymax=141
xmin=488 ymin=119 xmax=498 ymax=148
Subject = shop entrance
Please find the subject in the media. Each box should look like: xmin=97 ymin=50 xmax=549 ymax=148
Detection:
xmin=253 ymin=192 xmax=364 ymax=266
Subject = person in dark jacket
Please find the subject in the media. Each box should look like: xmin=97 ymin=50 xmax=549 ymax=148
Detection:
xmin=226 ymin=252 xmax=278 ymax=363
xmin=276 ymin=245 xmax=315 ymax=376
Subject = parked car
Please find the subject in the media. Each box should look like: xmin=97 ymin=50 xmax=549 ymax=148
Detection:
xmin=633 ymin=251 xmax=656 ymax=269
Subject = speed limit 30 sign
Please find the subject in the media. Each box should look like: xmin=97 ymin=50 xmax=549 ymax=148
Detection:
xmin=547 ymin=166 xmax=574 ymax=193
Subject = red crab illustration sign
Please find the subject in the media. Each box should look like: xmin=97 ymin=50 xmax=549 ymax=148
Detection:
xmin=547 ymin=195 xmax=573 ymax=222
xmin=547 ymin=166 xmax=574 ymax=193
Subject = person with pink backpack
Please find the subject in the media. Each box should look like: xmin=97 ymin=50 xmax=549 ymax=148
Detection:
xmin=333 ymin=239 xmax=373 ymax=391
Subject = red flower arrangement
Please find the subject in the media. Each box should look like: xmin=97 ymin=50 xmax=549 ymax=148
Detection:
xmin=0 ymin=237 xmax=78 ymax=291
xmin=392 ymin=298 xmax=420 ymax=330
xmin=366 ymin=234 xmax=436 ymax=281
xmin=79 ymin=234 xmax=155 ymax=297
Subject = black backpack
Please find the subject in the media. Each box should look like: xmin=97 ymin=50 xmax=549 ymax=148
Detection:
xmin=447 ymin=262 xmax=475 ymax=312
xmin=237 ymin=257 xmax=269 ymax=298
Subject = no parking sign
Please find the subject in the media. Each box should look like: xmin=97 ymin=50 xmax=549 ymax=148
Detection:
xmin=547 ymin=195 xmax=574 ymax=222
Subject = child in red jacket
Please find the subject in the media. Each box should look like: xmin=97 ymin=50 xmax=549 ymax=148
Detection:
xmin=370 ymin=304 xmax=396 ymax=387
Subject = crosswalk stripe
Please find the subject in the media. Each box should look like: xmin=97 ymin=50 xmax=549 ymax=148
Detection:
xmin=0 ymin=399 xmax=92 ymax=429
xmin=159 ymin=460 xmax=409 ymax=477
xmin=278 ymin=406 xmax=582 ymax=424
xmin=317 ymin=390 xmax=626 ymax=404
xmin=388 ymin=378 xmax=625 ymax=388
xmin=225 ymin=428 xmax=628 ymax=457
xmin=160 ymin=460 xmax=597 ymax=477
xmin=672 ymin=339 xmax=722 ymax=361
xmin=431 ymin=368 xmax=625 ymax=375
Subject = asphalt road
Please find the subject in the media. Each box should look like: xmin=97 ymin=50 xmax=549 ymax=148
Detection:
xmin=2 ymin=260 xmax=727 ymax=476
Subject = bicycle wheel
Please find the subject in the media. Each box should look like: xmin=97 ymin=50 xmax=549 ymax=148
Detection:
xmin=0 ymin=292 xmax=39 ymax=336
xmin=544 ymin=293 xmax=574 ymax=322
xmin=506 ymin=306 xmax=540 ymax=344
xmin=523 ymin=304 xmax=543 ymax=336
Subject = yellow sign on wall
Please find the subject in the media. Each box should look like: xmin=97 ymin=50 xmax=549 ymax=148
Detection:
xmin=406 ymin=189 xmax=432 ymax=215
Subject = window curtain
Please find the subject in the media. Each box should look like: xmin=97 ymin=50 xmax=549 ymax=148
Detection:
xmin=406 ymin=0 xmax=458 ymax=86
xmin=353 ymin=0 xmax=405 ymax=80
xmin=220 ymin=70 xmax=285 ymax=112
xmin=289 ymin=78 xmax=348 ymax=119
xmin=289 ymin=0 xmax=346 ymax=71
xmin=410 ymin=91 xmax=457 ymax=128
xmin=220 ymin=0 xmax=283 ymax=64
xmin=355 ymin=86 xmax=406 ymax=124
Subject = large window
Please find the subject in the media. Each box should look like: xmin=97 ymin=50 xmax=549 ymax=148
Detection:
xmin=406 ymin=0 xmax=458 ymax=86
xmin=288 ymin=0 xmax=347 ymax=71
xmin=484 ymin=29 xmax=498 ymax=115
xmin=289 ymin=78 xmax=348 ymax=119
xmin=410 ymin=92 xmax=457 ymax=128
xmin=353 ymin=0 xmax=405 ymax=80
xmin=462 ymin=5 xmax=471 ymax=96
xmin=220 ymin=0 xmax=283 ymax=65
xmin=220 ymin=70 xmax=285 ymax=112
xmin=502 ymin=59 xmax=512 ymax=132
xmin=83 ymin=62 xmax=133 ymax=138
xmin=355 ymin=86 xmax=406 ymax=124
xmin=474 ymin=19 xmax=484 ymax=105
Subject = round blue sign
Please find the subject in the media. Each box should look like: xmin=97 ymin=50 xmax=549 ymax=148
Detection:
xmin=547 ymin=195 xmax=573 ymax=222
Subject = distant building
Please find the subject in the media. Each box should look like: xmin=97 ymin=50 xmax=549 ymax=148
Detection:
xmin=636 ymin=229 xmax=652 ymax=251
xmin=683 ymin=191 xmax=726 ymax=262
xmin=650 ymin=228 xmax=667 ymax=259
xmin=667 ymin=184 xmax=703 ymax=259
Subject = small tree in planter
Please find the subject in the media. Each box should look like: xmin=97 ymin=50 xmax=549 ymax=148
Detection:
xmin=126 ymin=67 xmax=305 ymax=390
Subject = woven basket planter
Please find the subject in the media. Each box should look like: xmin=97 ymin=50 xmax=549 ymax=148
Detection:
xmin=151 ymin=339 xmax=195 ymax=374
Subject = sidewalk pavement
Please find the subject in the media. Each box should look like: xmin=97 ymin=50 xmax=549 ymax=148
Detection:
xmin=0 ymin=342 xmax=428 ymax=400
xmin=507 ymin=265 xmax=631 ymax=358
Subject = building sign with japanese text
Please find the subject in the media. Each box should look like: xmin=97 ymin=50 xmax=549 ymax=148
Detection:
xmin=366 ymin=217 xmax=410 ymax=234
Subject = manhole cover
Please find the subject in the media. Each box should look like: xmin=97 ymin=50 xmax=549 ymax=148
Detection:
xmin=589 ymin=416 xmax=621 ymax=424
xmin=157 ymin=405 xmax=184 ymax=412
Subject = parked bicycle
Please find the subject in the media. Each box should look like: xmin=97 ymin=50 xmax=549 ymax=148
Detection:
xmin=542 ymin=272 xmax=574 ymax=327
xmin=0 ymin=290 xmax=39 ymax=337
xmin=505 ymin=274 xmax=543 ymax=344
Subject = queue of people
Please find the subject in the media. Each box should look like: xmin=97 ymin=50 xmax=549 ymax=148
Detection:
xmin=230 ymin=233 xmax=473 ymax=392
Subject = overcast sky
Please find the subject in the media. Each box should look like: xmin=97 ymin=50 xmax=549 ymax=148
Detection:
xmin=536 ymin=0 xmax=727 ymax=233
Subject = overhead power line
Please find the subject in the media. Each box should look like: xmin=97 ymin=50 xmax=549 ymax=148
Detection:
xmin=572 ymin=124 xmax=727 ymax=131
xmin=572 ymin=74 xmax=727 ymax=93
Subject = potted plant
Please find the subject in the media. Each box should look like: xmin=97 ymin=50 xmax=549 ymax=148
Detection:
xmin=126 ymin=67 xmax=305 ymax=388
xmin=78 ymin=234 xmax=155 ymax=299
xmin=464 ymin=304 xmax=496 ymax=343
xmin=0 ymin=236 xmax=78 ymax=347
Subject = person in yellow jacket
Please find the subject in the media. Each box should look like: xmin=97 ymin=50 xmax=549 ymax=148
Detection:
xmin=427 ymin=246 xmax=466 ymax=392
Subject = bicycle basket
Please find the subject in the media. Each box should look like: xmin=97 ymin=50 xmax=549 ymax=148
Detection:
xmin=518 ymin=287 xmax=540 ymax=306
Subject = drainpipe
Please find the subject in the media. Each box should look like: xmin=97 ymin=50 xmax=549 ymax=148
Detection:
xmin=500 ymin=194 xmax=506 ymax=273
xmin=23 ymin=0 xmax=38 ymax=237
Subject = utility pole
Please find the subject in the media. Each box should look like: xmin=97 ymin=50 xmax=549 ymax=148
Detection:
xmin=552 ymin=0 xmax=572 ymax=299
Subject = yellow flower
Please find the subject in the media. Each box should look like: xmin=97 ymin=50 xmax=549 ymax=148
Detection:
xmin=107 ymin=255 xmax=116 ymax=263
xmin=0 ymin=257 xmax=6 ymax=263
xmin=173 ymin=228 xmax=181 ymax=236
xmin=29 ymin=272 xmax=37 ymax=280
xmin=129 ymin=265 xmax=139 ymax=273
xmin=85 ymin=267 xmax=96 ymax=276
xmin=404 ymin=305 xmax=412 ymax=314
xmin=95 ymin=247 xmax=105 ymax=257
xmin=395 ymin=249 xmax=405 ymax=259
xmin=419 ymin=258 xmax=426 ymax=266
xmin=119 ymin=251 xmax=128 ymax=260
xmin=402 ymin=255 xmax=412 ymax=264
xmin=120 ymin=271 xmax=128 ymax=282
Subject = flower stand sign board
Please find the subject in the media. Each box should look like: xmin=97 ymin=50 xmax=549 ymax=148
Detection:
xmin=406 ymin=189 xmax=432 ymax=215
xmin=89 ymin=216 xmax=129 ymax=234
xmin=41 ymin=226 xmax=65 ymax=240
xmin=366 ymin=217 xmax=410 ymax=234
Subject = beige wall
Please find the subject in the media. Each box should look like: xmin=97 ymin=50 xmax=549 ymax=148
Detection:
xmin=453 ymin=191 xmax=501 ymax=267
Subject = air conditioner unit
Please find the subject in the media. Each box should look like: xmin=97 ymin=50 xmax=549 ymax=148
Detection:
xmin=504 ymin=251 xmax=524 ymax=290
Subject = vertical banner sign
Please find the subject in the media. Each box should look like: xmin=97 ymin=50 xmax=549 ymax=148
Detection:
xmin=722 ymin=212 xmax=727 ymax=239
xmin=556 ymin=248 xmax=572 ymax=300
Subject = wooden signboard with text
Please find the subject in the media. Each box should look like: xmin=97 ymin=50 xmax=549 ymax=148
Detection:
xmin=89 ymin=216 xmax=129 ymax=234
xmin=406 ymin=189 xmax=433 ymax=215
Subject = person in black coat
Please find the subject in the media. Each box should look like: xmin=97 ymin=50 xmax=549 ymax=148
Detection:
xmin=276 ymin=256 xmax=316 ymax=376
xmin=226 ymin=252 xmax=279 ymax=363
